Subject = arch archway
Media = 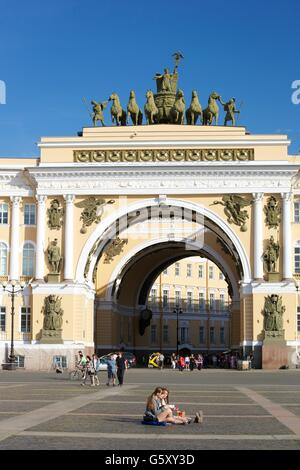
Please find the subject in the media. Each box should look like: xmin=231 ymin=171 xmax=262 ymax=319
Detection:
xmin=81 ymin=197 xmax=251 ymax=359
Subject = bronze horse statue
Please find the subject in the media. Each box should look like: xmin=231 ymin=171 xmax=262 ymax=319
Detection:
xmin=127 ymin=90 xmax=143 ymax=125
xmin=144 ymin=90 xmax=159 ymax=124
xmin=109 ymin=93 xmax=127 ymax=126
xmin=170 ymin=89 xmax=185 ymax=124
xmin=202 ymin=91 xmax=221 ymax=125
xmin=186 ymin=90 xmax=202 ymax=125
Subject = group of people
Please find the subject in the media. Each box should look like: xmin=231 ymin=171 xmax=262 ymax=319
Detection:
xmin=76 ymin=350 xmax=126 ymax=387
xmin=144 ymin=386 xmax=203 ymax=425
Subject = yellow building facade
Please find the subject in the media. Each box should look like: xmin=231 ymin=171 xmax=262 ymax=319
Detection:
xmin=148 ymin=257 xmax=230 ymax=354
xmin=0 ymin=124 xmax=299 ymax=369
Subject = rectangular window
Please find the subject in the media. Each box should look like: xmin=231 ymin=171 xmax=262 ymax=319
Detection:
xmin=24 ymin=204 xmax=36 ymax=225
xmin=199 ymin=326 xmax=205 ymax=344
xmin=187 ymin=264 xmax=192 ymax=277
xmin=150 ymin=325 xmax=156 ymax=343
xmin=199 ymin=292 xmax=205 ymax=310
xmin=220 ymin=294 xmax=225 ymax=310
xmin=163 ymin=290 xmax=169 ymax=308
xmin=15 ymin=355 xmax=25 ymax=368
xmin=53 ymin=355 xmax=67 ymax=369
xmin=175 ymin=290 xmax=181 ymax=306
xmin=198 ymin=265 xmax=203 ymax=278
xmin=295 ymin=247 xmax=300 ymax=274
xmin=209 ymin=293 xmax=215 ymax=309
xmin=210 ymin=327 xmax=215 ymax=344
xmin=187 ymin=292 xmax=193 ymax=310
xmin=219 ymin=271 xmax=224 ymax=280
xmin=220 ymin=327 xmax=225 ymax=344
xmin=295 ymin=202 xmax=300 ymax=223
xmin=175 ymin=263 xmax=180 ymax=276
xmin=150 ymin=289 xmax=157 ymax=303
xmin=163 ymin=268 xmax=168 ymax=275
xmin=209 ymin=266 xmax=214 ymax=279
xmin=0 ymin=203 xmax=8 ymax=224
xmin=297 ymin=307 xmax=300 ymax=333
xmin=180 ymin=327 xmax=188 ymax=344
xmin=0 ymin=307 xmax=5 ymax=332
xmin=163 ymin=325 xmax=168 ymax=343
xmin=21 ymin=307 xmax=31 ymax=333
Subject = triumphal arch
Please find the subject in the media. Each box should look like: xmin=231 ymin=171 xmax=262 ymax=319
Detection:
xmin=0 ymin=55 xmax=300 ymax=369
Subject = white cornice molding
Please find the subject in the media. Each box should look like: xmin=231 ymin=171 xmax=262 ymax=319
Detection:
xmin=37 ymin=139 xmax=291 ymax=148
xmin=0 ymin=169 xmax=35 ymax=196
xmin=26 ymin=166 xmax=297 ymax=195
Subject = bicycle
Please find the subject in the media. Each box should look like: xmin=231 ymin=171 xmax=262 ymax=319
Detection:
xmin=69 ymin=364 xmax=85 ymax=381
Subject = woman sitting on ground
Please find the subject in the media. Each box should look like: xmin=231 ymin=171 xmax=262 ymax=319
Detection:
xmin=160 ymin=387 xmax=203 ymax=423
xmin=143 ymin=387 xmax=191 ymax=424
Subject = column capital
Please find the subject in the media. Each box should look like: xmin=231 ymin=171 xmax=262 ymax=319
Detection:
xmin=281 ymin=192 xmax=293 ymax=202
xmin=64 ymin=194 xmax=75 ymax=204
xmin=252 ymin=192 xmax=264 ymax=202
xmin=35 ymin=195 xmax=47 ymax=204
xmin=9 ymin=196 xmax=22 ymax=206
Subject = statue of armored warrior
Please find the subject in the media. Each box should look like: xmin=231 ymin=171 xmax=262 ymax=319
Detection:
xmin=220 ymin=97 xmax=240 ymax=126
xmin=263 ymin=294 xmax=285 ymax=332
xmin=264 ymin=196 xmax=280 ymax=228
xmin=47 ymin=239 xmax=62 ymax=273
xmin=91 ymin=100 xmax=108 ymax=126
xmin=263 ymin=236 xmax=280 ymax=273
xmin=47 ymin=199 xmax=63 ymax=229
xmin=43 ymin=295 xmax=63 ymax=331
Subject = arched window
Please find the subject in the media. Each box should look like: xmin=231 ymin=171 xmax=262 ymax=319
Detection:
xmin=0 ymin=242 xmax=7 ymax=275
xmin=295 ymin=241 xmax=300 ymax=274
xmin=22 ymin=242 xmax=35 ymax=276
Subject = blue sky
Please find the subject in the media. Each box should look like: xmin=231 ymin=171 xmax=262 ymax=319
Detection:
xmin=0 ymin=0 xmax=299 ymax=156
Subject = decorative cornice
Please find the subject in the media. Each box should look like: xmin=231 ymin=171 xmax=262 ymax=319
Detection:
xmin=24 ymin=166 xmax=298 ymax=196
xmin=74 ymin=148 xmax=254 ymax=163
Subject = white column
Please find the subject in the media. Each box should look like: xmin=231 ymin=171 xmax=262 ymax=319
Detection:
xmin=252 ymin=192 xmax=264 ymax=280
xmin=9 ymin=196 xmax=22 ymax=281
xmin=35 ymin=195 xmax=47 ymax=280
xmin=282 ymin=192 xmax=293 ymax=280
xmin=64 ymin=194 xmax=75 ymax=281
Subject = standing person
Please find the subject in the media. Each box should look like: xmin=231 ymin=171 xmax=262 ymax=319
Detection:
xmin=159 ymin=352 xmax=165 ymax=370
xmin=178 ymin=355 xmax=185 ymax=372
xmin=106 ymin=353 xmax=117 ymax=386
xmin=92 ymin=353 xmax=100 ymax=386
xmin=116 ymin=351 xmax=126 ymax=386
xmin=189 ymin=354 xmax=196 ymax=371
xmin=81 ymin=355 xmax=96 ymax=386
xmin=184 ymin=355 xmax=190 ymax=370
xmin=171 ymin=353 xmax=176 ymax=369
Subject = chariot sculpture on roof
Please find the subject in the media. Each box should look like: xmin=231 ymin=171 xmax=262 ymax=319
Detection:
xmin=152 ymin=51 xmax=183 ymax=123
xmin=87 ymin=52 xmax=242 ymax=127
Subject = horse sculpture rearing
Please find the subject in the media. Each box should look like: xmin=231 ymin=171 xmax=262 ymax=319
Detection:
xmin=109 ymin=93 xmax=127 ymax=126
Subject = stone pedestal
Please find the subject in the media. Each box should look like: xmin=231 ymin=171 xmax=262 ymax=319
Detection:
xmin=40 ymin=329 xmax=63 ymax=344
xmin=2 ymin=362 xmax=17 ymax=371
xmin=262 ymin=331 xmax=288 ymax=369
xmin=47 ymin=273 xmax=60 ymax=283
xmin=268 ymin=272 xmax=281 ymax=282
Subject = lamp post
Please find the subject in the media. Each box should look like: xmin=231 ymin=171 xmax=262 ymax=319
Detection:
xmin=296 ymin=282 xmax=300 ymax=367
xmin=173 ymin=305 xmax=182 ymax=356
xmin=2 ymin=280 xmax=25 ymax=370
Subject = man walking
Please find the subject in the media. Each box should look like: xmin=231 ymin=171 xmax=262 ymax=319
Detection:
xmin=116 ymin=351 xmax=126 ymax=386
